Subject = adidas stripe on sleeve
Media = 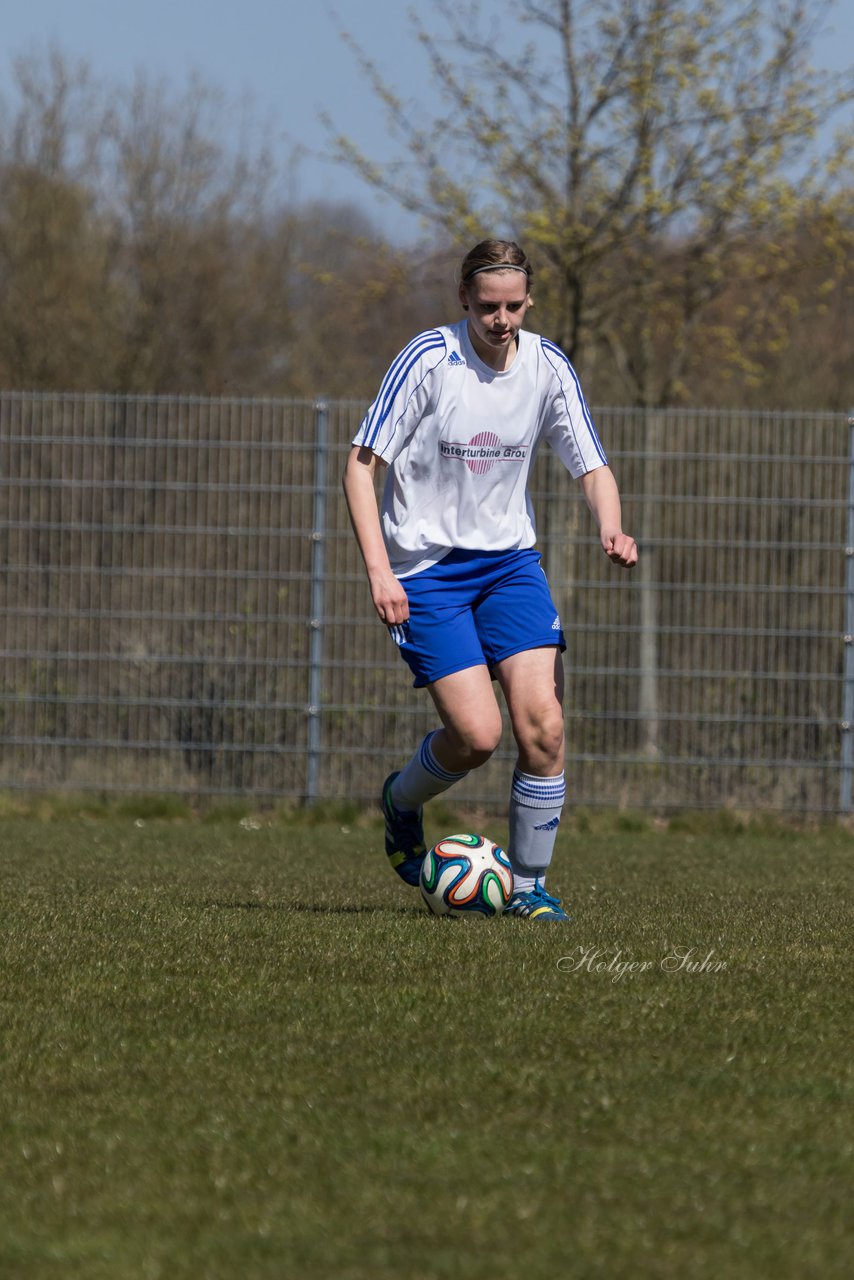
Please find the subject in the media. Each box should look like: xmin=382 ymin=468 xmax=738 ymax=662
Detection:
xmin=540 ymin=337 xmax=608 ymax=474
xmin=354 ymin=329 xmax=448 ymax=460
xmin=352 ymin=321 xmax=610 ymax=577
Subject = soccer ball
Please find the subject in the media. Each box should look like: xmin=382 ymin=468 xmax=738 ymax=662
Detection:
xmin=419 ymin=834 xmax=514 ymax=918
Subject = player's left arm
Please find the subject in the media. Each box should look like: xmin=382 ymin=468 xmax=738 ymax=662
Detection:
xmin=580 ymin=465 xmax=638 ymax=568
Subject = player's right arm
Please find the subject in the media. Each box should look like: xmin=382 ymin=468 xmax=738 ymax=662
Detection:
xmin=342 ymin=445 xmax=410 ymax=625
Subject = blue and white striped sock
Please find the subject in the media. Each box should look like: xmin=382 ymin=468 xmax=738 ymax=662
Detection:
xmin=508 ymin=768 xmax=566 ymax=893
xmin=391 ymin=731 xmax=468 ymax=812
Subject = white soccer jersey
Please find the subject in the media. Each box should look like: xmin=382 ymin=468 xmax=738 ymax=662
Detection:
xmin=353 ymin=319 xmax=607 ymax=577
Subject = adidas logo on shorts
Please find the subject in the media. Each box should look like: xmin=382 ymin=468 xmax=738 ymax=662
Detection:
xmin=552 ymin=614 xmax=561 ymax=630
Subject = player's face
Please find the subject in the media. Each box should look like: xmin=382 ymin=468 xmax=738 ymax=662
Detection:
xmin=459 ymin=270 xmax=532 ymax=368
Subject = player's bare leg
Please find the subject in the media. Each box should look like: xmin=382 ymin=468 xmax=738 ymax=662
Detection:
xmin=426 ymin=664 xmax=504 ymax=773
xmin=383 ymin=665 xmax=502 ymax=885
xmin=494 ymin=646 xmax=570 ymax=921
xmin=495 ymin=646 xmax=565 ymax=775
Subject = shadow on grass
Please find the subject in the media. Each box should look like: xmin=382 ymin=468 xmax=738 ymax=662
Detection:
xmin=200 ymin=898 xmax=419 ymax=916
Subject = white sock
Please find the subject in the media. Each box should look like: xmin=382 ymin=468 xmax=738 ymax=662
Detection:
xmin=512 ymin=873 xmax=544 ymax=894
xmin=508 ymin=769 xmax=566 ymax=891
xmin=391 ymin=731 xmax=468 ymax=812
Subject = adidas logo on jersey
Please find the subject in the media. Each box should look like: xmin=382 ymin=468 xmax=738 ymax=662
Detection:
xmin=447 ymin=351 xmax=465 ymax=366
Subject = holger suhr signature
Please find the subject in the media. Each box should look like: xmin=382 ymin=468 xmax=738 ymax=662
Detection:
xmin=557 ymin=946 xmax=729 ymax=983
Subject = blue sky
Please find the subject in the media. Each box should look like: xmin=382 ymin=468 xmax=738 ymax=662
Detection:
xmin=2 ymin=0 xmax=423 ymax=235
xmin=2 ymin=0 xmax=852 ymax=242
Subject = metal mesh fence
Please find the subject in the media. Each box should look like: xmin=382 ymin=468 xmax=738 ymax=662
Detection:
xmin=0 ymin=392 xmax=849 ymax=814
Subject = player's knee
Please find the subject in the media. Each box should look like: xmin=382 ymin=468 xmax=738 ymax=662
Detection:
xmin=447 ymin=720 xmax=502 ymax=769
xmin=517 ymin=710 xmax=564 ymax=769
xmin=464 ymin=740 xmax=500 ymax=769
xmin=463 ymin=731 xmax=502 ymax=769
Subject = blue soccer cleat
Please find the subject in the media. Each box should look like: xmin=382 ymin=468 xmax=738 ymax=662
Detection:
xmin=381 ymin=772 xmax=426 ymax=886
xmin=504 ymin=884 xmax=571 ymax=923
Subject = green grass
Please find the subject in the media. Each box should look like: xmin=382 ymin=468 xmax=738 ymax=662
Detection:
xmin=1 ymin=809 xmax=852 ymax=1279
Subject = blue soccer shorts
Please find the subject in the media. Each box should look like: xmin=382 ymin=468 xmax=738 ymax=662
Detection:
xmin=388 ymin=547 xmax=566 ymax=688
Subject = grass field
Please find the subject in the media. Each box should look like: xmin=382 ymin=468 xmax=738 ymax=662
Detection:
xmin=1 ymin=803 xmax=852 ymax=1279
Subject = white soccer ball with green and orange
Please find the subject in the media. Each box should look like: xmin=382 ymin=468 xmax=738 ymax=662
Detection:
xmin=419 ymin=833 xmax=514 ymax=917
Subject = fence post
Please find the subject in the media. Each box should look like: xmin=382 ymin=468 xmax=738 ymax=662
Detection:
xmin=638 ymin=409 xmax=663 ymax=759
xmin=841 ymin=409 xmax=854 ymax=813
xmin=306 ymin=399 xmax=329 ymax=805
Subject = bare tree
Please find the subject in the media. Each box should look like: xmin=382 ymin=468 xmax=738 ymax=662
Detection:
xmin=0 ymin=49 xmax=436 ymax=398
xmin=0 ymin=52 xmax=303 ymax=395
xmin=328 ymin=0 xmax=852 ymax=760
xmin=105 ymin=72 xmax=291 ymax=394
xmin=0 ymin=51 xmax=122 ymax=389
xmin=327 ymin=0 xmax=853 ymax=408
xmin=278 ymin=202 xmax=453 ymax=397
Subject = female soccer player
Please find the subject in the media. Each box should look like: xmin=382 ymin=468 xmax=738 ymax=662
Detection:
xmin=343 ymin=238 xmax=637 ymax=921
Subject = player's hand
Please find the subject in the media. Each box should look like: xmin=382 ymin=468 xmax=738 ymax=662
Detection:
xmin=369 ymin=569 xmax=410 ymax=625
xmin=601 ymin=529 xmax=638 ymax=568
